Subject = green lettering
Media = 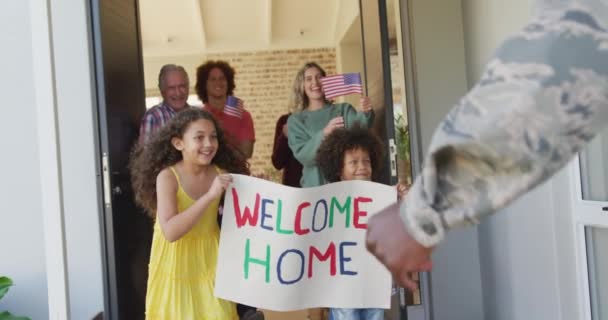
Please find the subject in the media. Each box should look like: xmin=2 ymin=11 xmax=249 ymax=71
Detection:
xmin=244 ymin=238 xmax=271 ymax=283
xmin=275 ymin=199 xmax=293 ymax=234
xmin=330 ymin=196 xmax=351 ymax=228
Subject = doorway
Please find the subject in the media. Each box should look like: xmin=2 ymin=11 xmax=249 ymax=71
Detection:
xmin=91 ymin=0 xmax=426 ymax=319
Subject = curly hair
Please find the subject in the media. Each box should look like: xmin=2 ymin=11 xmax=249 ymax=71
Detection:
xmin=129 ymin=108 xmax=249 ymax=217
xmin=194 ymin=60 xmax=236 ymax=103
xmin=290 ymin=62 xmax=331 ymax=112
xmin=316 ymin=125 xmax=385 ymax=183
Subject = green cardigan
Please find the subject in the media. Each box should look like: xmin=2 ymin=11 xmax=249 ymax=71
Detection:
xmin=287 ymin=102 xmax=374 ymax=187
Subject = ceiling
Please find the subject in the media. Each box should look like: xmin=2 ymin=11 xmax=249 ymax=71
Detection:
xmin=139 ymin=0 xmax=364 ymax=57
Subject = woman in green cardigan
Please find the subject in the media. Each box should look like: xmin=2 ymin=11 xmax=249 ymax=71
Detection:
xmin=287 ymin=62 xmax=374 ymax=187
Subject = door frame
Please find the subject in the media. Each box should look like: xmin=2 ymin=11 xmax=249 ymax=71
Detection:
xmin=89 ymin=0 xmax=148 ymax=318
xmin=86 ymin=0 xmax=433 ymax=318
xmin=571 ymin=154 xmax=608 ymax=320
xmin=376 ymin=0 xmax=431 ymax=319
xmin=397 ymin=1 xmax=432 ymax=319
xmin=89 ymin=0 xmax=120 ymax=316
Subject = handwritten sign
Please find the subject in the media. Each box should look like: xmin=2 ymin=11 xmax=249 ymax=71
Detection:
xmin=215 ymin=175 xmax=394 ymax=311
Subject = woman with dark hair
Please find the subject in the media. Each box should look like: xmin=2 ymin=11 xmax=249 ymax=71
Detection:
xmin=271 ymin=112 xmax=303 ymax=187
xmin=195 ymin=60 xmax=256 ymax=159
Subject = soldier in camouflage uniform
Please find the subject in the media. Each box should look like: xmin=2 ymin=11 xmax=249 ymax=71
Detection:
xmin=366 ymin=0 xmax=608 ymax=290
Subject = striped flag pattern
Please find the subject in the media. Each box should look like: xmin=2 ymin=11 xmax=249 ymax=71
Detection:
xmin=320 ymin=73 xmax=363 ymax=99
xmin=224 ymin=95 xmax=243 ymax=118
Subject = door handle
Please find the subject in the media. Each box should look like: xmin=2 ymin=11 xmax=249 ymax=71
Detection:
xmin=389 ymin=138 xmax=397 ymax=177
xmin=102 ymin=152 xmax=112 ymax=208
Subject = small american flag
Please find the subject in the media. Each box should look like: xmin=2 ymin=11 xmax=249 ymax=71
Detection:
xmin=320 ymin=73 xmax=363 ymax=99
xmin=224 ymin=95 xmax=243 ymax=118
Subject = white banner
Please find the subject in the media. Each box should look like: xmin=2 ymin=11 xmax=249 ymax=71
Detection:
xmin=215 ymin=175 xmax=394 ymax=311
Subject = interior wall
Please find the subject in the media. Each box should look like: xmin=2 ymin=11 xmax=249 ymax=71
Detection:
xmin=7 ymin=0 xmax=106 ymax=318
xmin=462 ymin=1 xmax=581 ymax=319
xmin=336 ymin=43 xmax=364 ymax=108
xmin=461 ymin=0 xmax=532 ymax=85
xmin=0 ymin=1 xmax=48 ymax=319
xmin=50 ymin=0 xmax=106 ymax=318
xmin=406 ymin=0 xmax=484 ymax=319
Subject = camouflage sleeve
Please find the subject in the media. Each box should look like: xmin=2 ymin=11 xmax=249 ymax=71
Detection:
xmin=401 ymin=4 xmax=608 ymax=248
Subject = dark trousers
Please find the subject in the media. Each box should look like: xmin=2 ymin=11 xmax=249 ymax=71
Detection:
xmin=237 ymin=304 xmax=257 ymax=318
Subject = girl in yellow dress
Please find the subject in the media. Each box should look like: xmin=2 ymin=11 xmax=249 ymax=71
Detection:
xmin=130 ymin=108 xmax=248 ymax=319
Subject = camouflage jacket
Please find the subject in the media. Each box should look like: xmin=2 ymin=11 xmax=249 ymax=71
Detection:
xmin=402 ymin=1 xmax=608 ymax=247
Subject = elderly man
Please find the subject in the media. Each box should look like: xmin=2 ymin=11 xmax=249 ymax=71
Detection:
xmin=367 ymin=0 xmax=608 ymax=290
xmin=138 ymin=64 xmax=191 ymax=144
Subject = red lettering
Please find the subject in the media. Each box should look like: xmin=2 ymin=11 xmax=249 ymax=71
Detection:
xmin=232 ymin=188 xmax=260 ymax=228
xmin=308 ymin=242 xmax=336 ymax=278
xmin=354 ymin=197 xmax=372 ymax=229
xmin=295 ymin=202 xmax=311 ymax=235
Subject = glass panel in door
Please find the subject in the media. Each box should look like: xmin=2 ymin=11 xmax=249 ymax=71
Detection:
xmin=578 ymin=130 xmax=608 ymax=320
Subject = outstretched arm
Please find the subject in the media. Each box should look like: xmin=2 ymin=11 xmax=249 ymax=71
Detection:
xmin=367 ymin=4 xmax=608 ymax=289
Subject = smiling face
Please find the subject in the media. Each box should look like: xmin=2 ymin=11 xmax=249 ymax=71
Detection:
xmin=206 ymin=67 xmax=228 ymax=100
xmin=303 ymin=66 xmax=324 ymax=103
xmin=340 ymin=148 xmax=372 ymax=181
xmin=160 ymin=70 xmax=189 ymax=111
xmin=172 ymin=118 xmax=218 ymax=165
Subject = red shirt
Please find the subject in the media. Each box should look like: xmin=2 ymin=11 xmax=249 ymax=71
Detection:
xmin=202 ymin=105 xmax=255 ymax=149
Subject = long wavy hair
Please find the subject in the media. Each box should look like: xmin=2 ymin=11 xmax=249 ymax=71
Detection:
xmin=194 ymin=60 xmax=236 ymax=103
xmin=316 ymin=125 xmax=385 ymax=183
xmin=290 ymin=62 xmax=331 ymax=112
xmin=129 ymin=108 xmax=249 ymax=217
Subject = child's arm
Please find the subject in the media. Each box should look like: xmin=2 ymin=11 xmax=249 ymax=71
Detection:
xmin=396 ymin=183 xmax=409 ymax=201
xmin=156 ymin=169 xmax=232 ymax=242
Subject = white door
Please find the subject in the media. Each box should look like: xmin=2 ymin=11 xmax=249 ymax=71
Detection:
xmin=572 ymin=133 xmax=608 ymax=320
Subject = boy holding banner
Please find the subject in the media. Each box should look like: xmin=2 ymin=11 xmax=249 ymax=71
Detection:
xmin=316 ymin=125 xmax=408 ymax=320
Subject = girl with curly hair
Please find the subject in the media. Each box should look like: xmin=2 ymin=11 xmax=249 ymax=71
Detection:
xmin=316 ymin=125 xmax=408 ymax=320
xmin=130 ymin=108 xmax=249 ymax=319
xmin=287 ymin=62 xmax=374 ymax=187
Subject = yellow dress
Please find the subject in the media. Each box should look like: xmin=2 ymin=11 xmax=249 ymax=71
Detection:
xmin=145 ymin=166 xmax=238 ymax=320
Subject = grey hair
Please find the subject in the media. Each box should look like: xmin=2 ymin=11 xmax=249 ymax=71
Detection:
xmin=158 ymin=64 xmax=189 ymax=91
xmin=289 ymin=62 xmax=330 ymax=113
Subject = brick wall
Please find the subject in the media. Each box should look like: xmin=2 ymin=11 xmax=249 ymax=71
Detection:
xmin=202 ymin=48 xmax=337 ymax=179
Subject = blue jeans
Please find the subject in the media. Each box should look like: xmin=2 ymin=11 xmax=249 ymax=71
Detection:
xmin=329 ymin=308 xmax=384 ymax=320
